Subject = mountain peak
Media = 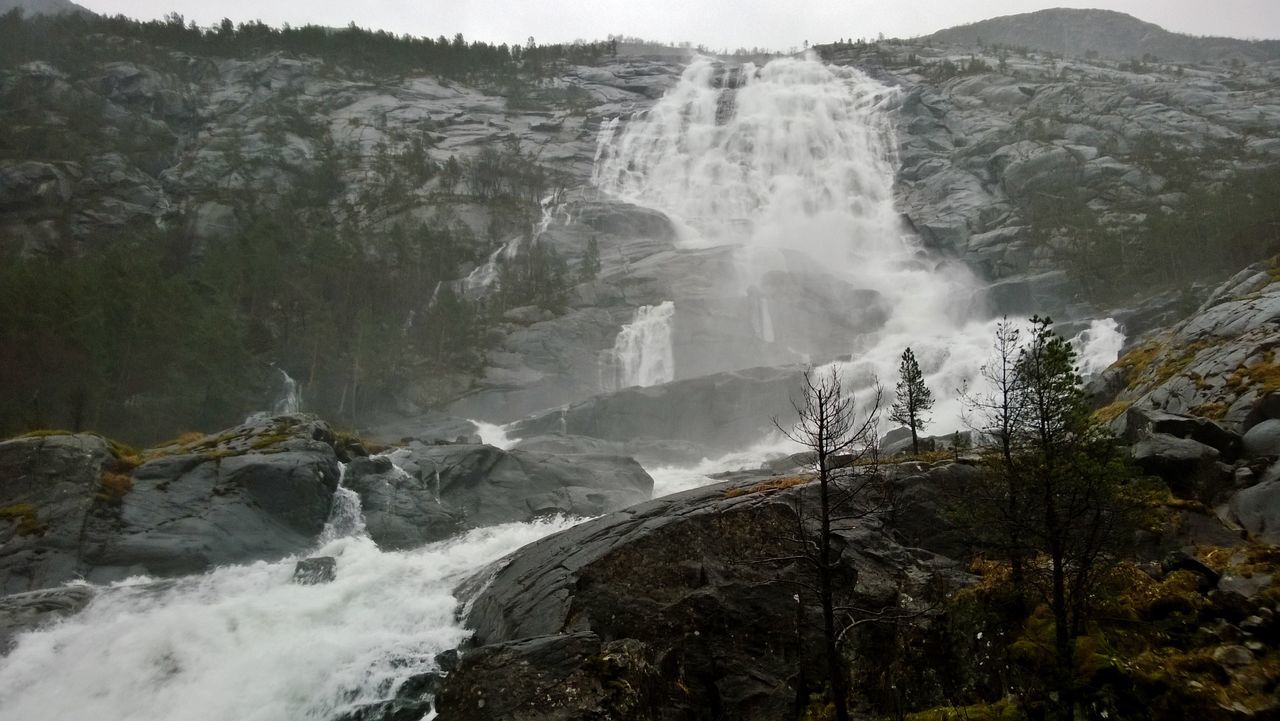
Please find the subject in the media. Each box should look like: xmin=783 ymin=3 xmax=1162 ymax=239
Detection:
xmin=926 ymin=7 xmax=1278 ymax=63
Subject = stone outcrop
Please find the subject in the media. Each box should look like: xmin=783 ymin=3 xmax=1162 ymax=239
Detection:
xmin=435 ymin=475 xmax=969 ymax=721
xmin=509 ymin=365 xmax=805 ymax=456
xmin=345 ymin=442 xmax=654 ymax=548
xmin=0 ymin=415 xmax=340 ymax=593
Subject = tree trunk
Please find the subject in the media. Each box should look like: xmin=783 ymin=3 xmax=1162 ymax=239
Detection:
xmin=817 ymin=452 xmax=851 ymax=721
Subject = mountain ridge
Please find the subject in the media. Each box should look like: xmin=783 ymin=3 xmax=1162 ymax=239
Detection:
xmin=0 ymin=0 xmax=91 ymax=17
xmin=925 ymin=7 xmax=1280 ymax=62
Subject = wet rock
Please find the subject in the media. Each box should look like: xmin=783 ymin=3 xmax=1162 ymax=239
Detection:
xmin=80 ymin=415 xmax=341 ymax=584
xmin=1122 ymin=407 xmax=1241 ymax=461
xmin=292 ymin=556 xmax=337 ymax=585
xmin=436 ymin=634 xmax=659 ymax=721
xmin=1131 ymin=433 xmax=1227 ymax=502
xmin=0 ymin=585 xmax=96 ymax=653
xmin=1218 ymin=573 xmax=1273 ymax=601
xmin=511 ymin=365 xmax=804 ymax=455
xmin=344 ymin=454 xmax=463 ymax=549
xmin=441 ymin=475 xmax=968 ymax=721
xmin=345 ymin=443 xmax=652 ymax=548
xmin=1228 ymin=478 xmax=1280 ymax=544
xmin=1242 ymin=419 xmax=1280 ymax=459
xmin=0 ymin=434 xmax=116 ymax=594
xmin=434 ymin=648 xmax=459 ymax=673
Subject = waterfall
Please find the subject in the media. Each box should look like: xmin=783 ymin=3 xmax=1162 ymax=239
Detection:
xmin=592 ymin=55 xmax=1100 ymax=432
xmin=0 ymin=478 xmax=578 ymax=721
xmin=272 ymin=367 xmax=302 ymax=415
xmin=604 ymin=301 xmax=676 ymax=390
xmin=1072 ymin=318 xmax=1126 ymax=376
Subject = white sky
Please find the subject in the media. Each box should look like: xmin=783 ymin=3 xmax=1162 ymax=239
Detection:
xmin=77 ymin=1 xmax=1280 ymax=49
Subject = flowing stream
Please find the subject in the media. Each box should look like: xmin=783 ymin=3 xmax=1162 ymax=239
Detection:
xmin=0 ymin=499 xmax=580 ymax=721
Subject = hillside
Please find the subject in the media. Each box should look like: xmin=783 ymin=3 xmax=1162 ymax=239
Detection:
xmin=926 ymin=8 xmax=1280 ymax=63
xmin=0 ymin=0 xmax=90 ymax=16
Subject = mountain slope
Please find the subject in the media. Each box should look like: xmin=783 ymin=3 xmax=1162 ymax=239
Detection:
xmin=0 ymin=0 xmax=91 ymax=16
xmin=926 ymin=8 xmax=1280 ymax=62
xmin=0 ymin=0 xmax=88 ymax=15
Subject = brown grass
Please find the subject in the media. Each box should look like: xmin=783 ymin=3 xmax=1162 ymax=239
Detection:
xmin=723 ymin=475 xmax=811 ymax=498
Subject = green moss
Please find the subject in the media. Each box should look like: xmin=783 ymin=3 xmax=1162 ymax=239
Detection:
xmin=1093 ymin=400 xmax=1133 ymax=424
xmin=17 ymin=429 xmax=75 ymax=439
xmin=906 ymin=699 xmax=1022 ymax=721
xmin=0 ymin=503 xmax=47 ymax=536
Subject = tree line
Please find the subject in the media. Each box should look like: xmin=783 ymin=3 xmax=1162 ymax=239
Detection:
xmin=0 ymin=9 xmax=616 ymax=83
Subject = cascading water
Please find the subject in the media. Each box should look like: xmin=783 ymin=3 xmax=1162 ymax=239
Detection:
xmin=272 ymin=367 xmax=302 ymax=415
xmin=602 ymin=301 xmax=676 ymax=390
xmin=594 ymin=54 xmax=1120 ymax=431
xmin=1071 ymin=318 xmax=1126 ymax=377
xmin=0 ymin=483 xmax=578 ymax=721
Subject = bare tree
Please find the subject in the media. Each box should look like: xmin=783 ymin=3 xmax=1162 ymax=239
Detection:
xmin=959 ymin=317 xmax=1030 ymax=594
xmin=770 ymin=367 xmax=885 ymax=721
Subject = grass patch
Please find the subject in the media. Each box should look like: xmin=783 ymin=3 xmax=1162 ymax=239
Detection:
xmin=724 ymin=475 xmax=811 ymax=498
xmin=1093 ymin=399 xmax=1132 ymax=424
xmin=0 ymin=503 xmax=46 ymax=536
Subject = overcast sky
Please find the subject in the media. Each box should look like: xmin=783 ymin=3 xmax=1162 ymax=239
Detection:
xmin=78 ymin=0 xmax=1280 ymax=49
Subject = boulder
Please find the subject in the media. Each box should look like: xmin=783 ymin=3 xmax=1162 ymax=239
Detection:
xmin=343 ymin=454 xmax=463 ymax=549
xmin=1131 ymin=433 xmax=1227 ymax=502
xmin=292 ymin=556 xmax=337 ymax=585
xmin=0 ymin=434 xmax=116 ymax=595
xmin=80 ymin=415 xmax=341 ymax=583
xmin=1122 ymin=407 xmax=1242 ymax=461
xmin=437 ymin=634 xmax=659 ymax=721
xmin=1 ymin=416 xmax=341 ymax=592
xmin=345 ymin=443 xmax=653 ymax=548
xmin=1242 ymin=419 xmax=1280 ymax=459
xmin=1229 ymin=479 xmax=1280 ymax=544
xmin=0 ymin=585 xmax=96 ymax=653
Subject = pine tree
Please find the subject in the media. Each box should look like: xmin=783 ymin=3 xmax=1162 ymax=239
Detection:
xmin=890 ymin=347 xmax=934 ymax=456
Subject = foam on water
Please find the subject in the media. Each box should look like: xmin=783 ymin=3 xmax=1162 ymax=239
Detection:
xmin=0 ymin=516 xmax=578 ymax=721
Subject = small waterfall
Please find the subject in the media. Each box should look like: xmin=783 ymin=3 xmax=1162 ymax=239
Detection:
xmin=1071 ymin=318 xmax=1126 ymax=376
xmin=319 ymin=464 xmax=365 ymax=543
xmin=470 ymin=420 xmax=521 ymax=450
xmin=603 ymin=301 xmax=676 ymax=390
xmin=272 ymin=367 xmax=302 ymax=415
xmin=758 ymin=296 xmax=775 ymax=343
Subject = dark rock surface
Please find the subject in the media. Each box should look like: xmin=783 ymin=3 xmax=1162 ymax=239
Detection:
xmin=510 ymin=365 xmax=804 ymax=456
xmin=0 ymin=584 xmax=96 ymax=654
xmin=1131 ymin=433 xmax=1228 ymax=503
xmin=437 ymin=474 xmax=969 ymax=721
xmin=292 ymin=556 xmax=337 ymax=585
xmin=0 ymin=434 xmax=116 ymax=594
xmin=345 ymin=442 xmax=653 ymax=548
xmin=0 ymin=415 xmax=340 ymax=593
